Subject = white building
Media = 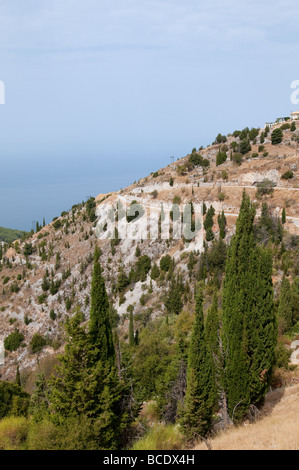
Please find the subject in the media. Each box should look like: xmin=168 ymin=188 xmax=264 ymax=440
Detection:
xmin=291 ymin=111 xmax=299 ymax=120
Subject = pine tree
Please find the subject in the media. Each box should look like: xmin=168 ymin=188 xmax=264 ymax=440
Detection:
xmin=180 ymin=289 xmax=212 ymax=439
xmin=222 ymin=191 xmax=277 ymax=421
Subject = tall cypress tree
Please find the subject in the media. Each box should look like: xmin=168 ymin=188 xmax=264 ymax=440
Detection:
xmin=15 ymin=365 xmax=21 ymax=387
xmin=282 ymin=207 xmax=286 ymax=225
xmin=218 ymin=210 xmax=227 ymax=239
xmin=278 ymin=276 xmax=294 ymax=332
xmin=205 ymin=294 xmax=221 ymax=408
xmin=129 ymin=308 xmax=135 ymax=347
xmin=222 ymin=191 xmax=276 ymax=421
xmin=180 ymin=289 xmax=212 ymax=439
xmin=89 ymin=246 xmax=115 ymax=364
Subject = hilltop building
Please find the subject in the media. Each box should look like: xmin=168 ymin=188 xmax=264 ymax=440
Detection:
xmin=265 ymin=112 xmax=299 ymax=129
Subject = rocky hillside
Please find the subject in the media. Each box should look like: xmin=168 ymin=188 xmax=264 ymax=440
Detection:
xmin=1 ymin=120 xmax=299 ymax=383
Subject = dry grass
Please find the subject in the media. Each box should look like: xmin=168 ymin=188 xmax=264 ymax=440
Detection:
xmin=194 ymin=385 xmax=299 ymax=450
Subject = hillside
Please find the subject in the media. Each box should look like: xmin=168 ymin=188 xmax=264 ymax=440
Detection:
xmin=0 ymin=119 xmax=298 ymax=388
xmin=195 ymin=383 xmax=299 ymax=450
xmin=0 ymin=227 xmax=29 ymax=244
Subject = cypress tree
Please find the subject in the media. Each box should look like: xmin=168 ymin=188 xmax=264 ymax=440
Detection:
xmin=282 ymin=207 xmax=286 ymax=225
xmin=129 ymin=309 xmax=135 ymax=347
xmin=15 ymin=365 xmax=21 ymax=387
xmin=222 ymin=191 xmax=277 ymax=421
xmin=89 ymin=246 xmax=115 ymax=364
xmin=218 ymin=210 xmax=227 ymax=239
xmin=205 ymin=294 xmax=221 ymax=408
xmin=49 ymin=314 xmax=123 ymax=449
xmin=180 ymin=289 xmax=212 ymax=439
xmin=278 ymin=276 xmax=294 ymax=332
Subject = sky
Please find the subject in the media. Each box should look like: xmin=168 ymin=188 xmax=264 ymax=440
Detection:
xmin=0 ymin=0 xmax=299 ymax=230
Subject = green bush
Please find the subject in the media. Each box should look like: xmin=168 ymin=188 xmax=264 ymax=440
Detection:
xmin=30 ymin=333 xmax=47 ymax=354
xmin=38 ymin=293 xmax=47 ymax=304
xmin=274 ymin=342 xmax=291 ymax=369
xmin=160 ymin=255 xmax=172 ymax=272
xmin=132 ymin=424 xmax=186 ymax=451
xmin=0 ymin=382 xmax=29 ymax=419
xmin=4 ymin=330 xmax=24 ymax=352
xmin=256 ymin=179 xmax=276 ymax=198
xmin=280 ymin=123 xmax=291 ymax=131
xmin=0 ymin=417 xmax=29 ymax=450
xmin=53 ymin=219 xmax=62 ymax=230
xmin=281 ymin=170 xmax=294 ymax=180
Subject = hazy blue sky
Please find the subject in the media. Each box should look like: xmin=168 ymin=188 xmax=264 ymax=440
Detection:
xmin=0 ymin=0 xmax=299 ymax=230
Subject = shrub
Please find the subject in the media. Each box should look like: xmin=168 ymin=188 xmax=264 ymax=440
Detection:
xmin=24 ymin=315 xmax=32 ymax=325
xmin=4 ymin=330 xmax=24 ymax=352
xmin=49 ymin=309 xmax=57 ymax=321
xmin=0 ymin=417 xmax=29 ymax=450
xmin=274 ymin=342 xmax=291 ymax=369
xmin=160 ymin=255 xmax=172 ymax=272
xmin=0 ymin=382 xmax=30 ymax=420
xmin=231 ymin=152 xmax=243 ymax=165
xmin=135 ymin=255 xmax=151 ymax=280
xmin=215 ymin=133 xmax=227 ymax=144
xmin=239 ymin=139 xmax=251 ymax=155
xmin=150 ymin=264 xmax=160 ymax=280
xmin=30 ymin=333 xmax=47 ymax=354
xmin=132 ymin=424 xmax=186 ymax=451
xmin=281 ymin=170 xmax=294 ymax=180
xmin=38 ymin=293 xmax=47 ymax=304
xmin=256 ymin=179 xmax=276 ymax=197
xmin=27 ymin=420 xmax=58 ymax=450
xmin=23 ymin=243 xmax=33 ymax=257
xmin=248 ymin=127 xmax=259 ymax=141
xmin=172 ymin=195 xmax=181 ymax=204
xmin=221 ymin=170 xmax=228 ymax=181
xmin=52 ymin=219 xmax=62 ymax=230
